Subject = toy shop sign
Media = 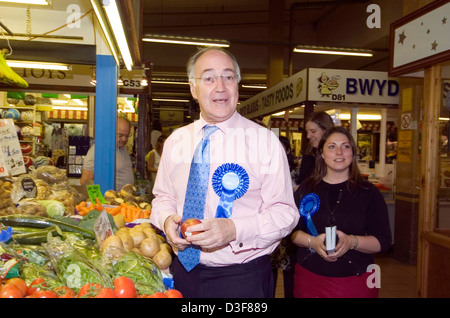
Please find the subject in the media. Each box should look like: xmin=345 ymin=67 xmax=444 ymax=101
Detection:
xmin=237 ymin=68 xmax=399 ymax=119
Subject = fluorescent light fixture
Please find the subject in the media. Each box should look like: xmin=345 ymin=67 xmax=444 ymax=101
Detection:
xmin=152 ymin=98 xmax=190 ymax=103
xmin=338 ymin=114 xmax=382 ymax=120
xmin=294 ymin=45 xmax=373 ymax=57
xmin=151 ymin=80 xmax=190 ymax=85
xmin=242 ymin=84 xmax=267 ymax=89
xmin=51 ymin=99 xmax=69 ymax=106
xmin=439 ymin=117 xmax=450 ymax=121
xmin=0 ymin=0 xmax=49 ymax=5
xmin=102 ymin=0 xmax=133 ymax=70
xmin=272 ymin=110 xmax=293 ymax=116
xmin=90 ymin=0 xmax=120 ymax=66
xmin=143 ymin=34 xmax=230 ymax=47
xmin=52 ymin=105 xmax=88 ymax=111
xmin=7 ymin=60 xmax=70 ymax=71
xmin=72 ymin=99 xmax=85 ymax=105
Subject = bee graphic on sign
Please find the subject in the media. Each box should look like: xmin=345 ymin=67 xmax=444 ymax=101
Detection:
xmin=296 ymin=77 xmax=303 ymax=97
xmin=318 ymin=72 xmax=340 ymax=97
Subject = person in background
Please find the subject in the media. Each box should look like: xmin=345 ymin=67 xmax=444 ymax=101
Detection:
xmin=150 ymin=46 xmax=299 ymax=298
xmin=279 ymin=136 xmax=300 ymax=189
xmin=292 ymin=126 xmax=392 ymax=298
xmin=80 ymin=115 xmax=134 ymax=191
xmin=271 ymin=135 xmax=300 ymax=298
xmin=295 ymin=111 xmax=334 ymax=187
xmin=146 ymin=135 xmax=167 ymax=196
xmin=150 ymin=120 xmax=162 ymax=150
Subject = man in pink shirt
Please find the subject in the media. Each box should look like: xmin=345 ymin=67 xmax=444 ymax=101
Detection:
xmin=150 ymin=47 xmax=299 ymax=298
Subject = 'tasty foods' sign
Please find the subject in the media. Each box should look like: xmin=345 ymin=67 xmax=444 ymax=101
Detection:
xmin=237 ymin=68 xmax=399 ymax=119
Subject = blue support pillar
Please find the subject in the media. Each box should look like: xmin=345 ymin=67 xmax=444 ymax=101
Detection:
xmin=94 ymin=54 xmax=117 ymax=192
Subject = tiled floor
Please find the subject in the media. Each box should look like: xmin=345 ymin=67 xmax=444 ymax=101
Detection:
xmin=375 ymin=254 xmax=417 ymax=298
xmin=274 ymin=253 xmax=417 ymax=298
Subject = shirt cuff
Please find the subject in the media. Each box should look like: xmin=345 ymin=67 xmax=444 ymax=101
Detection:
xmin=150 ymin=209 xmax=174 ymax=233
xmin=229 ymin=216 xmax=257 ymax=252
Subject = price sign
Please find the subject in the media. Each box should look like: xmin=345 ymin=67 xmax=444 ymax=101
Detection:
xmin=86 ymin=184 xmax=106 ymax=204
xmin=0 ymin=118 xmax=26 ymax=177
xmin=94 ymin=210 xmax=114 ymax=248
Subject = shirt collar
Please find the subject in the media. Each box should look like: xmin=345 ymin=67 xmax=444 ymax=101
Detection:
xmin=196 ymin=111 xmax=240 ymax=136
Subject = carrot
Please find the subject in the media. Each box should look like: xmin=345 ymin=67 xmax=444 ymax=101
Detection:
xmin=143 ymin=210 xmax=151 ymax=218
xmin=108 ymin=206 xmax=122 ymax=216
xmin=132 ymin=207 xmax=141 ymax=220
xmin=123 ymin=207 xmax=132 ymax=222
xmin=77 ymin=206 xmax=90 ymax=216
xmin=93 ymin=197 xmax=104 ymax=211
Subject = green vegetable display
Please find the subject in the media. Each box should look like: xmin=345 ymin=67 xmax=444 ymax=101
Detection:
xmin=112 ymin=251 xmax=165 ymax=295
xmin=0 ymin=214 xmax=96 ymax=240
xmin=77 ymin=210 xmax=118 ymax=233
xmin=43 ymin=236 xmax=113 ymax=293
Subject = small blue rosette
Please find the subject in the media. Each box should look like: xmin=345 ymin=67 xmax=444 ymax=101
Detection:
xmin=0 ymin=227 xmax=13 ymax=243
xmin=298 ymin=193 xmax=320 ymax=237
xmin=212 ymin=163 xmax=249 ymax=218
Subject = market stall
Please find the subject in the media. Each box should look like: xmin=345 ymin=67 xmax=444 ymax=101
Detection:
xmin=0 ymin=1 xmax=176 ymax=298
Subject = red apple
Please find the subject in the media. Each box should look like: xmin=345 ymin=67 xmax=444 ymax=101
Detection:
xmin=181 ymin=218 xmax=202 ymax=238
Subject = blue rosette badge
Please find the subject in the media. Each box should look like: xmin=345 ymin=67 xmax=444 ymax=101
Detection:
xmin=212 ymin=163 xmax=249 ymax=218
xmin=299 ymin=193 xmax=320 ymax=237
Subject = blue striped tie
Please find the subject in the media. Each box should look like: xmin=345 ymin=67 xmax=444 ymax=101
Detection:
xmin=178 ymin=125 xmax=218 ymax=272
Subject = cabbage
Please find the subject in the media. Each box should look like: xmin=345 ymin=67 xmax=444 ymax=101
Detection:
xmin=38 ymin=200 xmax=66 ymax=218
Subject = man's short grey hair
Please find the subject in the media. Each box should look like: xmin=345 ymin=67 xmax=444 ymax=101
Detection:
xmin=186 ymin=47 xmax=241 ymax=86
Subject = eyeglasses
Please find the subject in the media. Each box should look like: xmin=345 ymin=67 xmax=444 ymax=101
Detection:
xmin=117 ymin=133 xmax=131 ymax=139
xmin=193 ymin=74 xmax=239 ymax=86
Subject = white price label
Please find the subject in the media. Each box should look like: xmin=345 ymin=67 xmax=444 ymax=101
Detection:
xmin=94 ymin=210 xmax=114 ymax=248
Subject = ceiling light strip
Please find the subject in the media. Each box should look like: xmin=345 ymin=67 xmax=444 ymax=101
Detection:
xmin=151 ymin=80 xmax=190 ymax=85
xmin=143 ymin=35 xmax=230 ymax=47
xmin=0 ymin=0 xmax=49 ymax=5
xmin=52 ymin=106 xmax=88 ymax=111
xmin=7 ymin=60 xmax=70 ymax=70
xmin=152 ymin=98 xmax=190 ymax=103
xmin=242 ymin=84 xmax=267 ymax=89
xmin=102 ymin=0 xmax=133 ymax=70
xmin=90 ymin=0 xmax=121 ymax=67
xmin=294 ymin=46 xmax=373 ymax=57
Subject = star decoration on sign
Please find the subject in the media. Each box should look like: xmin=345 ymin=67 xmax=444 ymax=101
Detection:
xmin=398 ymin=31 xmax=406 ymax=44
xmin=431 ymin=40 xmax=438 ymax=51
xmin=443 ymin=17 xmax=447 ymax=24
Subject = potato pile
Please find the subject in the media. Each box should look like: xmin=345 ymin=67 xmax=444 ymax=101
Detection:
xmin=103 ymin=184 xmax=151 ymax=211
xmin=0 ymin=180 xmax=15 ymax=215
xmin=101 ymin=222 xmax=173 ymax=271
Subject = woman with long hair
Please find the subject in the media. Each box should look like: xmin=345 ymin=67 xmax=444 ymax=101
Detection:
xmin=295 ymin=111 xmax=334 ymax=186
xmin=292 ymin=126 xmax=392 ymax=298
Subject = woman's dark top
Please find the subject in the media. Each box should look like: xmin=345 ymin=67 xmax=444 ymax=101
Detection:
xmin=293 ymin=180 xmax=392 ymax=277
xmin=296 ymin=154 xmax=316 ymax=185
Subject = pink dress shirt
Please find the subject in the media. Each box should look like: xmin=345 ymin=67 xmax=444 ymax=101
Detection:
xmin=150 ymin=111 xmax=299 ymax=267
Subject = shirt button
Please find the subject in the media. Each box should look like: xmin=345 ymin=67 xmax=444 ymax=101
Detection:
xmin=239 ymin=243 xmax=243 ymax=248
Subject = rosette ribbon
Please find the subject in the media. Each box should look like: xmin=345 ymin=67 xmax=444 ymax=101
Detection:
xmin=298 ymin=193 xmax=320 ymax=237
xmin=212 ymin=163 xmax=249 ymax=218
xmin=0 ymin=227 xmax=12 ymax=243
